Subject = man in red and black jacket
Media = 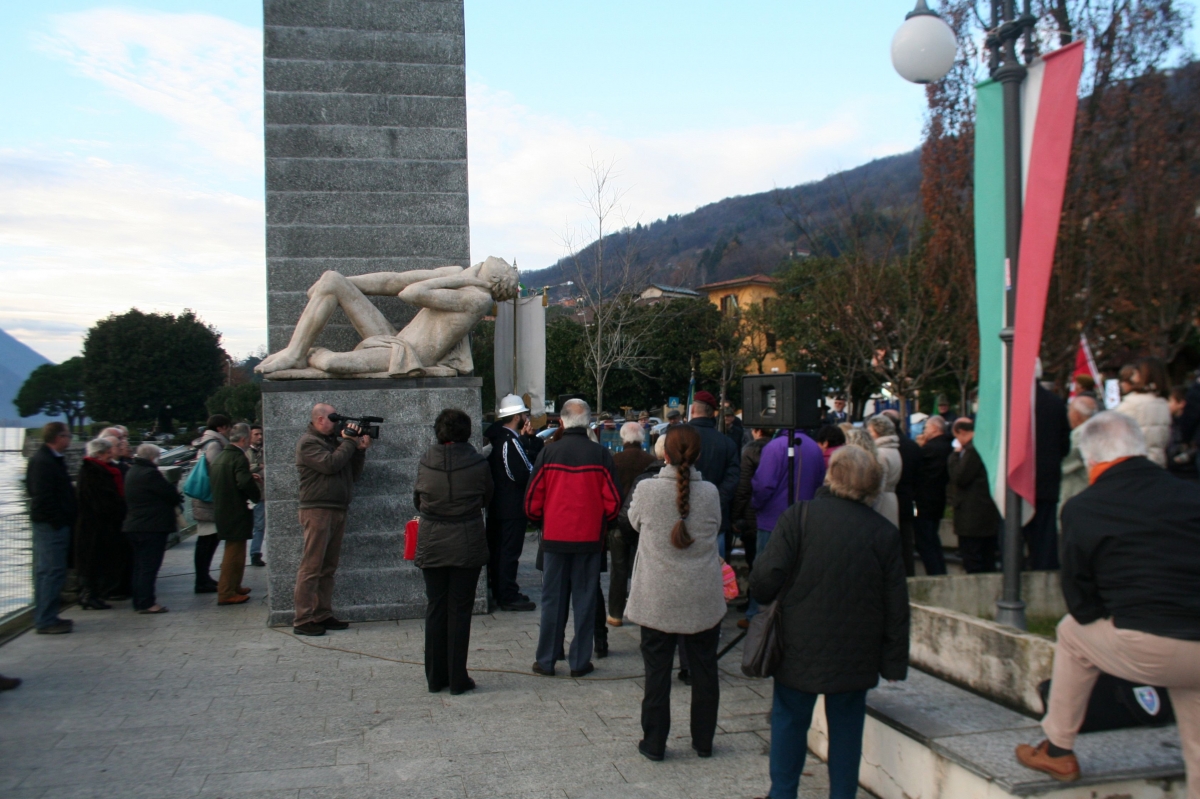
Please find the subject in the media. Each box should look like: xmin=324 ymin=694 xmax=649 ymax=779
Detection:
xmin=525 ymin=399 xmax=621 ymax=678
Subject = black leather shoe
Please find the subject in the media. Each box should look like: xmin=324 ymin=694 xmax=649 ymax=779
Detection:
xmin=320 ymin=617 xmax=350 ymax=630
xmin=428 ymin=683 xmax=447 ymax=693
xmin=531 ymin=662 xmax=554 ymax=677
xmin=499 ymin=600 xmax=536 ymax=611
xmin=570 ymin=662 xmax=595 ymax=678
xmin=637 ymin=740 xmax=664 ymax=761
xmin=0 ymin=675 xmax=21 ymax=691
xmin=292 ymin=622 xmax=326 ymax=636
xmin=36 ymin=621 xmax=72 ymax=635
xmin=450 ymin=678 xmax=476 ymax=696
xmin=80 ymin=596 xmax=112 ymax=610
xmin=250 ymin=553 xmax=266 ymax=567
xmin=692 ymin=742 xmax=713 ymax=758
xmin=678 ymin=669 xmax=692 ymax=686
xmin=194 ymin=584 xmax=218 ymax=595
xmin=594 ymin=643 xmax=609 ymax=659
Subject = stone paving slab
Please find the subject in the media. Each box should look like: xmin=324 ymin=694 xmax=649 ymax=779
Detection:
xmin=0 ymin=534 xmax=869 ymax=798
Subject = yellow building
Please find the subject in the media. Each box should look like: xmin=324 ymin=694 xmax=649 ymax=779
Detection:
xmin=697 ymin=274 xmax=787 ymax=374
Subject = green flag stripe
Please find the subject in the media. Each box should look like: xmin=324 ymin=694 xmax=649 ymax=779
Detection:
xmin=973 ymin=79 xmax=1007 ymax=511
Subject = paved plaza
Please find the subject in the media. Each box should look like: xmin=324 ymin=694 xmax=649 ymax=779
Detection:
xmin=0 ymin=534 xmax=869 ymax=798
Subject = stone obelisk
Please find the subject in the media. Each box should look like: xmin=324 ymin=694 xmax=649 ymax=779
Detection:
xmin=260 ymin=0 xmax=483 ymax=625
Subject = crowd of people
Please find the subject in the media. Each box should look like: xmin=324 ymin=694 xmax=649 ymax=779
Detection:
xmin=22 ymin=416 xmax=270 ymax=637
xmin=13 ymin=358 xmax=1200 ymax=797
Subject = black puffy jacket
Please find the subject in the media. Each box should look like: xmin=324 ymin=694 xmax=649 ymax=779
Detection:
xmin=122 ymin=458 xmax=181 ymax=533
xmin=26 ymin=445 xmax=76 ymax=528
xmin=413 ymin=442 xmax=493 ymax=570
xmin=750 ymin=493 xmax=909 ymax=694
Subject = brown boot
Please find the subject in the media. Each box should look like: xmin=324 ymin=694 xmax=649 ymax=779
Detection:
xmin=1015 ymin=740 xmax=1080 ymax=782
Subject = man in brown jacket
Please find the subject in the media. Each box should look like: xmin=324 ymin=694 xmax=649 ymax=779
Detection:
xmin=293 ymin=403 xmax=369 ymax=636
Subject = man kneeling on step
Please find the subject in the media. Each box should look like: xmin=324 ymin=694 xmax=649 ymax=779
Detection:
xmin=1015 ymin=411 xmax=1200 ymax=793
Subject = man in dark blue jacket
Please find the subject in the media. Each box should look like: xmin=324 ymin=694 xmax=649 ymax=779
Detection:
xmin=25 ymin=422 xmax=77 ymax=634
xmin=487 ymin=394 xmax=535 ymax=611
xmin=688 ymin=391 xmax=740 ymax=557
xmin=1016 ymin=412 xmax=1200 ymax=788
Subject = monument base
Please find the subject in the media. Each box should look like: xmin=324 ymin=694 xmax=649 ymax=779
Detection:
xmin=261 ymin=377 xmax=486 ymax=626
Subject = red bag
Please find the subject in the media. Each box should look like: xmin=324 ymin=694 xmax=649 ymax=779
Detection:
xmin=403 ymin=518 xmax=419 ymax=560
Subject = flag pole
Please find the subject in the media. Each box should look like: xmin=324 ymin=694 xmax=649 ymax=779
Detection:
xmin=991 ymin=0 xmax=1036 ymax=631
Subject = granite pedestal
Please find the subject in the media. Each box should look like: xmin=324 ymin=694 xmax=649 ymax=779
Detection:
xmin=261 ymin=377 xmax=485 ymax=626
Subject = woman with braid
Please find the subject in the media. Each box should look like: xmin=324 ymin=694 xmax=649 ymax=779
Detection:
xmin=625 ymin=425 xmax=726 ymax=762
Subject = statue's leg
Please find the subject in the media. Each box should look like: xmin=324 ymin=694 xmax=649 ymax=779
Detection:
xmin=258 ymin=271 xmax=396 ymax=374
xmin=308 ymin=346 xmax=391 ymax=375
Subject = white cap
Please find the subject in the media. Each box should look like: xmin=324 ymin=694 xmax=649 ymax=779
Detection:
xmin=497 ymin=394 xmax=530 ymax=418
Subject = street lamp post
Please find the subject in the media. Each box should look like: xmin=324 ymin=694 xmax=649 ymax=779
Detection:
xmin=893 ymin=0 xmax=1038 ymax=629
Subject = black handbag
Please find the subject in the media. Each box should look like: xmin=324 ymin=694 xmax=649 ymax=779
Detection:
xmin=741 ymin=502 xmax=808 ymax=678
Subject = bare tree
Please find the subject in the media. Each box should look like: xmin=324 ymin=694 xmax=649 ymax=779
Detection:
xmin=561 ymin=156 xmax=662 ymax=412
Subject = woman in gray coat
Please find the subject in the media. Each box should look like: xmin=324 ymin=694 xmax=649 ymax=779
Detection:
xmin=626 ymin=425 xmax=725 ymax=761
xmin=413 ymin=409 xmax=493 ymax=695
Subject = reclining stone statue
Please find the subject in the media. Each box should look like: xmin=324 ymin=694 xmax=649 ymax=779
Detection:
xmin=256 ymin=256 xmax=519 ymax=379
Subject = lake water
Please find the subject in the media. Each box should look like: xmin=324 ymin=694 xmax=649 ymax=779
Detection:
xmin=0 ymin=428 xmax=33 ymax=620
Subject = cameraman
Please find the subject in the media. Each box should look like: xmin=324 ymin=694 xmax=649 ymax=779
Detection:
xmin=293 ymin=403 xmax=370 ymax=636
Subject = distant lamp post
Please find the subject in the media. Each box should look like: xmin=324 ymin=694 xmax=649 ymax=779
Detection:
xmin=891 ymin=0 xmax=957 ymax=84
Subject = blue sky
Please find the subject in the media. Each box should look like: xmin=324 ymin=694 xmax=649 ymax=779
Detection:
xmin=2 ymin=2 xmax=1192 ymax=362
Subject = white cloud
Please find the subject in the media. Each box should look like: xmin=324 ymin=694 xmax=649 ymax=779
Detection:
xmin=0 ymin=150 xmax=265 ymax=363
xmin=466 ymin=81 xmax=920 ymax=269
xmin=35 ymin=9 xmax=262 ymax=171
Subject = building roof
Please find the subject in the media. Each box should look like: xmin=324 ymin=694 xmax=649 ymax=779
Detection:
xmin=696 ymin=274 xmax=777 ymax=292
xmin=642 ymin=283 xmax=701 ymax=297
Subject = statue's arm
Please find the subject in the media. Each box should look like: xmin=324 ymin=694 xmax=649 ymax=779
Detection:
xmin=399 ymin=274 xmax=492 ymax=312
xmin=344 ymin=267 xmax=463 ymax=296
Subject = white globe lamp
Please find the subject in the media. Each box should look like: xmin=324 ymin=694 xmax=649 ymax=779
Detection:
xmin=891 ymin=0 xmax=958 ymax=84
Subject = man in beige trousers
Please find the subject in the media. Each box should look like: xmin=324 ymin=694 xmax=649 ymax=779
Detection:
xmin=1016 ymin=412 xmax=1200 ymax=794
xmin=292 ymin=404 xmax=369 ymax=636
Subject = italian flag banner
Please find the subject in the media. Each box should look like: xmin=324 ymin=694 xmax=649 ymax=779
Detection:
xmin=973 ymin=40 xmax=1085 ymax=515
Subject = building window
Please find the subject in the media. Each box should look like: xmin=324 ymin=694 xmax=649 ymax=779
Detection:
xmin=720 ymin=294 xmax=739 ymax=314
xmin=766 ymin=332 xmax=777 ymax=352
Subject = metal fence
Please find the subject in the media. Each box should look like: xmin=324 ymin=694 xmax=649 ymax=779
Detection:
xmin=0 ymin=429 xmax=33 ymax=627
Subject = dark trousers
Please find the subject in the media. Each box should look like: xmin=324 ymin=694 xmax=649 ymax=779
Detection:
xmin=487 ymin=516 xmax=526 ymax=605
xmin=898 ymin=517 xmax=916 ymax=577
xmin=914 ymin=516 xmax=947 ymax=575
xmin=535 ymin=551 xmax=601 ymax=673
xmin=639 ymin=624 xmax=720 ymax=757
xmin=959 ymin=535 xmax=998 ymax=574
xmin=194 ymin=532 xmax=220 ymax=588
xmin=1022 ymin=500 xmax=1060 ymax=570
xmin=769 ymin=684 xmax=867 ymax=799
xmin=33 ymin=522 xmax=71 ymax=629
xmin=422 ymin=566 xmax=481 ymax=692
xmin=127 ymin=531 xmax=168 ymax=611
xmin=607 ymin=529 xmax=636 ymax=620
xmin=594 ymin=579 xmax=607 ymax=648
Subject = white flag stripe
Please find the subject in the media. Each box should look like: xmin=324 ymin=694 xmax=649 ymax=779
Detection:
xmin=1019 ymin=57 xmax=1046 ymax=208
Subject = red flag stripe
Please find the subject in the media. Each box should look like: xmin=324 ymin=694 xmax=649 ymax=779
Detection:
xmin=1007 ymin=40 xmax=1086 ymax=505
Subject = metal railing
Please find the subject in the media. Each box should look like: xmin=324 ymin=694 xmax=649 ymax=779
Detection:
xmin=0 ymin=429 xmax=33 ymax=628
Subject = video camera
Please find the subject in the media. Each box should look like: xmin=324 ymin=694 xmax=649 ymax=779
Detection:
xmin=328 ymin=413 xmax=383 ymax=439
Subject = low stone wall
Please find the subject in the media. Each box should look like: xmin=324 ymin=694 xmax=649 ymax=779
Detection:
xmin=910 ymin=602 xmax=1055 ymax=714
xmin=908 ymin=570 xmax=1067 ymax=621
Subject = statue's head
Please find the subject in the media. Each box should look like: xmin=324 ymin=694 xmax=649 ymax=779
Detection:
xmin=479 ymin=256 xmax=519 ymax=301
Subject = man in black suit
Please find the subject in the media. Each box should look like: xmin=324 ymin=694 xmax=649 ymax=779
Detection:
xmin=487 ymin=394 xmax=535 ymax=611
xmin=823 ymin=396 xmax=849 ymax=426
xmin=913 ymin=416 xmax=952 ymax=575
xmin=1022 ymin=384 xmax=1071 ymax=570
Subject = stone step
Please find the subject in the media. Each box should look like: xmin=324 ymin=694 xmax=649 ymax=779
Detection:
xmin=805 ymin=669 xmax=1186 ymax=798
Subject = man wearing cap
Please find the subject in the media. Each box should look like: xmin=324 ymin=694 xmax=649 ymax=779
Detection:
xmin=688 ymin=391 xmax=741 ymax=557
xmin=487 ymin=394 xmax=536 ymax=611
xmin=936 ymin=395 xmax=959 ymax=427
xmin=666 ymin=408 xmax=682 ymax=426
xmin=823 ymin=396 xmax=848 ymax=426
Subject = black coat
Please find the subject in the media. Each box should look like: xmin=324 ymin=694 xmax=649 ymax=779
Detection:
xmin=76 ymin=459 xmax=127 ymax=588
xmin=732 ymin=436 xmax=768 ymax=531
xmin=1061 ymin=457 xmax=1200 ymax=641
xmin=894 ymin=432 xmax=921 ymax=523
xmin=948 ymin=443 xmax=1000 ymax=537
xmin=26 ymin=444 xmax=76 ymax=528
xmin=687 ymin=417 xmax=740 ymax=534
xmin=617 ymin=459 xmax=664 ymax=545
xmin=1034 ymin=385 xmax=1070 ymax=503
xmin=487 ymin=425 xmax=531 ymax=520
xmin=725 ymin=417 xmax=746 ymax=454
xmin=414 ymin=442 xmax=493 ymax=570
xmin=122 ymin=458 xmax=181 ymax=533
xmin=915 ymin=434 xmax=953 ymax=520
xmin=750 ymin=494 xmax=909 ymax=693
